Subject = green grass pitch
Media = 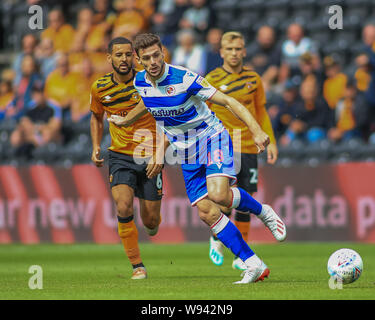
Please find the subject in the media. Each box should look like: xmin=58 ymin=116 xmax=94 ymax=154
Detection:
xmin=0 ymin=242 xmax=374 ymax=300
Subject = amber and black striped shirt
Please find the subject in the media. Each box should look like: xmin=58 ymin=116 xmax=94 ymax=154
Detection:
xmin=90 ymin=70 xmax=156 ymax=157
xmin=206 ymin=67 xmax=276 ymax=154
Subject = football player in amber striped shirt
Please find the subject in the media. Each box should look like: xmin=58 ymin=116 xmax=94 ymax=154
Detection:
xmin=205 ymin=31 xmax=278 ymax=271
xmin=90 ymin=37 xmax=165 ymax=280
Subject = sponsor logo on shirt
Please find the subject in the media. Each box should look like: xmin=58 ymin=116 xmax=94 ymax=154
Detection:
xmin=147 ymin=107 xmax=185 ymax=117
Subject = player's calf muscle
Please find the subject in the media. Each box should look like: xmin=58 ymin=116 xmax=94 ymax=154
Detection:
xmin=197 ymin=200 xmax=221 ymax=226
xmin=140 ymin=200 xmax=161 ymax=229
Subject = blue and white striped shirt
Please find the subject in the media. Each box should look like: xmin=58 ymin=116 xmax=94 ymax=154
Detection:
xmin=134 ymin=63 xmax=225 ymax=160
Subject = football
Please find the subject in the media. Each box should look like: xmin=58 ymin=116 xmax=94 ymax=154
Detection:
xmin=327 ymin=248 xmax=363 ymax=284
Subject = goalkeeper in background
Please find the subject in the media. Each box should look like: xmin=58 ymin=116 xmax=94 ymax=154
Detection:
xmin=205 ymin=31 xmax=278 ymax=270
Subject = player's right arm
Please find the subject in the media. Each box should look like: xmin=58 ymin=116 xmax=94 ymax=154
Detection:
xmin=90 ymin=85 xmax=105 ymax=167
xmin=90 ymin=111 xmax=105 ymax=167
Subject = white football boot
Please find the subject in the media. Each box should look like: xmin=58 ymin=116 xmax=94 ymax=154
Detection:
xmin=257 ymin=204 xmax=287 ymax=242
xmin=209 ymin=235 xmax=224 ymax=266
xmin=131 ymin=267 xmax=147 ymax=280
xmin=232 ymin=257 xmax=247 ymax=271
xmin=234 ymin=258 xmax=270 ymax=284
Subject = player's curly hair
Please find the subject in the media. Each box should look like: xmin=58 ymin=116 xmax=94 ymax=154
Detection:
xmin=108 ymin=37 xmax=132 ymax=53
xmin=133 ymin=33 xmax=162 ymax=56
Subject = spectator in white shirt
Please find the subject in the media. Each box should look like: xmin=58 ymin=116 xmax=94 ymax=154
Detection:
xmin=279 ymin=23 xmax=320 ymax=83
xmin=172 ymin=28 xmax=206 ymax=75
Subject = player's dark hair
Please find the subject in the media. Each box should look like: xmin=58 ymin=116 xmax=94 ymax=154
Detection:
xmin=108 ymin=37 xmax=132 ymax=53
xmin=133 ymin=33 xmax=162 ymax=56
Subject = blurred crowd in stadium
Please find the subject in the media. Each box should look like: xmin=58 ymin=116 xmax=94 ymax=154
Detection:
xmin=0 ymin=0 xmax=375 ymax=166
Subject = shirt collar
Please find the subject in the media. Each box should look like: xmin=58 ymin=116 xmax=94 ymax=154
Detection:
xmin=145 ymin=63 xmax=169 ymax=86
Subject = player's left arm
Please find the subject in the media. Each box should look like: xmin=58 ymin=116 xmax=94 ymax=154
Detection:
xmin=107 ymin=99 xmax=148 ymax=127
xmin=208 ymin=90 xmax=270 ymax=152
xmin=254 ymin=75 xmax=278 ymax=164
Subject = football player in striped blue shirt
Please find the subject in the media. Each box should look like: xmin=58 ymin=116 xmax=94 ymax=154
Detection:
xmin=108 ymin=34 xmax=286 ymax=284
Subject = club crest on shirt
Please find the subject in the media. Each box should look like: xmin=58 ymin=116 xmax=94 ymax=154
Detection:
xmin=246 ymin=82 xmax=253 ymax=89
xmin=131 ymin=92 xmax=140 ymax=101
xmin=166 ymin=85 xmax=176 ymax=96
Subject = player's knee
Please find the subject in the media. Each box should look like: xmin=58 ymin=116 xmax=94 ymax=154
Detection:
xmin=143 ymin=213 xmax=160 ymax=230
xmin=116 ymin=201 xmax=134 ymax=218
xmin=207 ymin=190 xmax=231 ymax=207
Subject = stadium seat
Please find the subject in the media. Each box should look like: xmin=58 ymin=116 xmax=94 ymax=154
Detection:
xmin=329 ymin=138 xmax=366 ymax=162
xmin=292 ymin=8 xmax=316 ymax=23
xmin=320 ymin=38 xmax=352 ymax=62
xmin=70 ymin=120 xmax=91 ymax=135
xmin=316 ymin=0 xmax=345 ymax=7
xmin=346 ymin=0 xmax=374 ymax=10
xmin=263 ymin=0 xmax=289 ymax=10
xmin=236 ymin=0 xmax=265 ymax=11
xmin=261 ymin=9 xmax=289 ymax=30
xmin=345 ymin=7 xmax=369 ymax=22
xmin=32 ymin=143 xmax=61 ymax=163
xmin=212 ymin=0 xmax=238 ymax=12
xmin=230 ymin=11 xmax=260 ymax=36
xmin=343 ymin=15 xmax=363 ymax=33
xmin=309 ymin=31 xmax=332 ymax=46
xmin=303 ymin=139 xmax=333 ymax=163
xmin=0 ymin=129 xmax=9 ymax=145
xmin=264 ymin=8 xmax=288 ymax=22
xmin=0 ymin=141 xmax=13 ymax=162
xmin=289 ymin=0 xmax=316 ymax=10
xmin=278 ymin=139 xmax=307 ymax=163
xmin=60 ymin=141 xmax=88 ymax=164
xmin=215 ymin=11 xmax=235 ymax=30
xmin=0 ymin=119 xmax=17 ymax=134
xmin=356 ymin=143 xmax=375 ymax=162
xmin=307 ymin=15 xmax=331 ymax=33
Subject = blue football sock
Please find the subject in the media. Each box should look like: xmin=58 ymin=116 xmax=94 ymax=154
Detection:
xmin=211 ymin=213 xmax=254 ymax=262
xmin=230 ymin=187 xmax=262 ymax=215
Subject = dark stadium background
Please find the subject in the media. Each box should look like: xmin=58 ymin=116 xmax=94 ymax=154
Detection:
xmin=0 ymin=0 xmax=375 ymax=244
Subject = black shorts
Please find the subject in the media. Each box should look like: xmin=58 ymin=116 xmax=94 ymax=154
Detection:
xmin=234 ymin=153 xmax=258 ymax=193
xmin=108 ymin=150 xmax=163 ymax=201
